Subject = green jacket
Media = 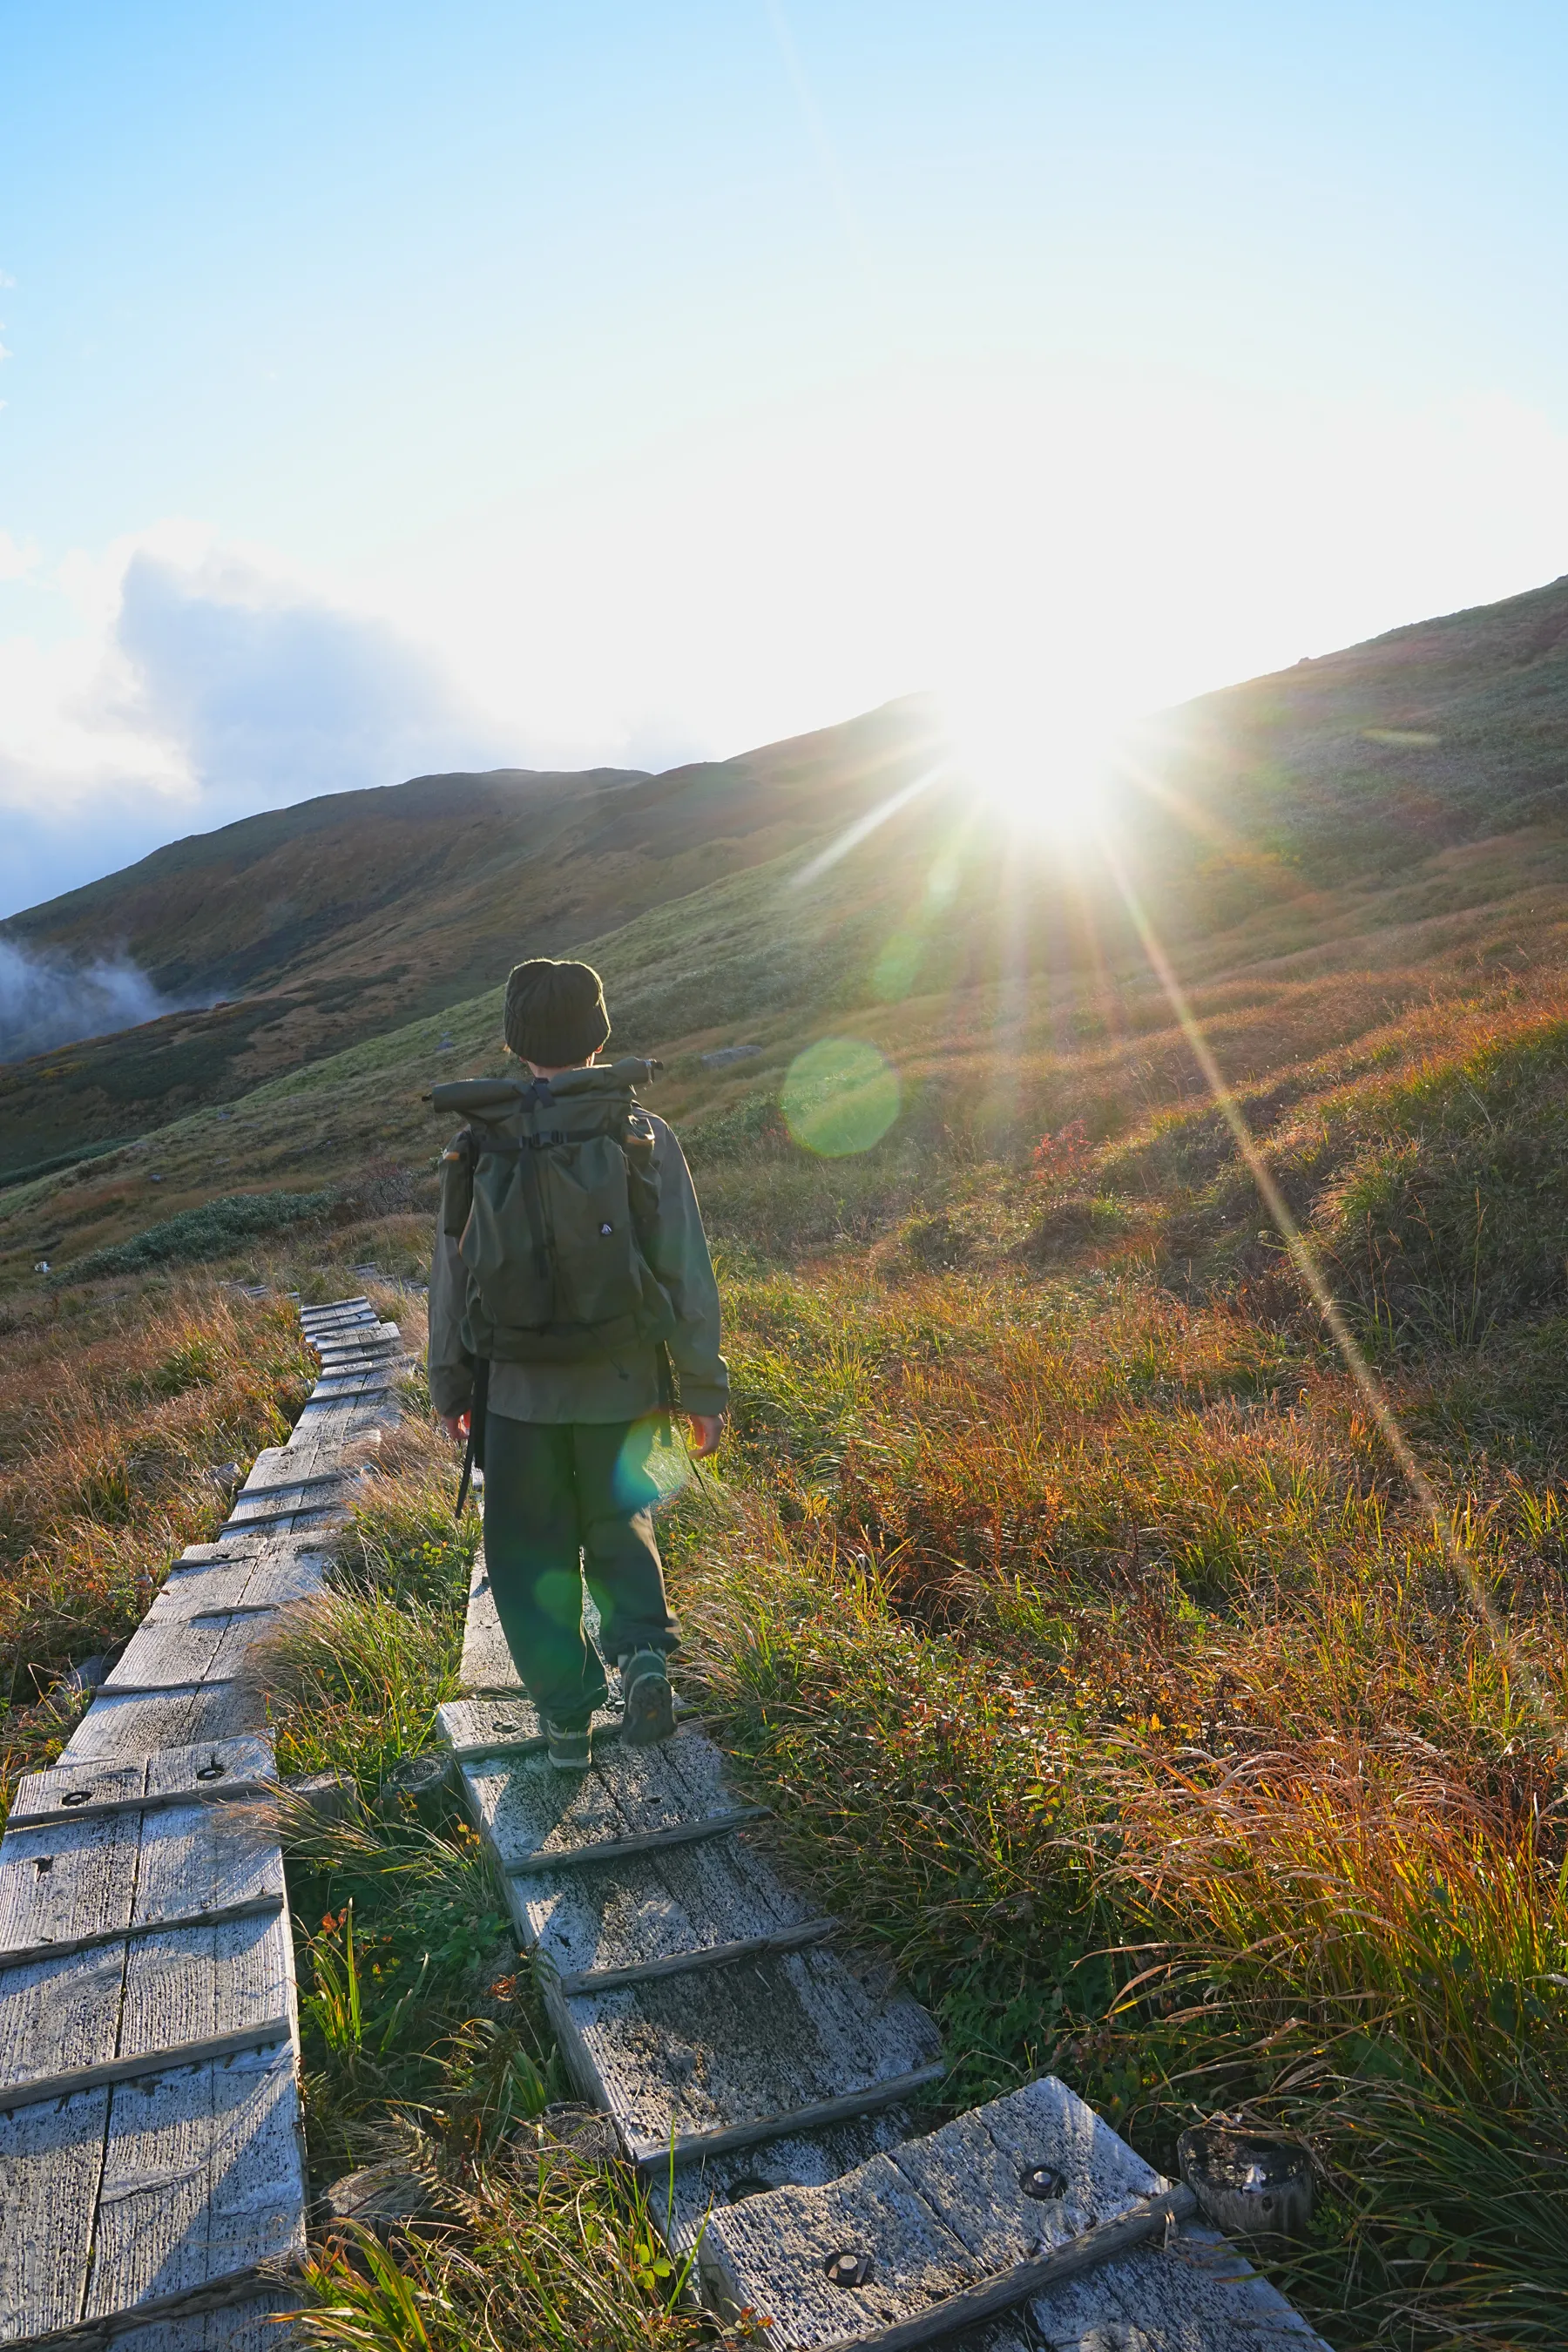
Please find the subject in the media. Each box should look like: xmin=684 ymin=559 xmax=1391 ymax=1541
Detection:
xmin=427 ymin=1108 xmax=728 ymax=1424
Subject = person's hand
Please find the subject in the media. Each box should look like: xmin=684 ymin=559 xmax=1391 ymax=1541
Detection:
xmin=440 ymin=1411 xmax=471 ymax=1445
xmin=687 ymin=1412 xmax=726 ymax=1458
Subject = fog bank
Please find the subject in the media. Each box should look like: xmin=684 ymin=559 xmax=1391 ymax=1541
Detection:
xmin=0 ymin=937 xmax=196 ymax=1061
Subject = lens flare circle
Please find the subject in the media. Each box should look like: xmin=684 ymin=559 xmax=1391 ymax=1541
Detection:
xmin=782 ymin=1037 xmax=900 ymax=1158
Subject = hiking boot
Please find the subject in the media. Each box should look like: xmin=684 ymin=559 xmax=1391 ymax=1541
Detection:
xmin=544 ymin=1719 xmax=591 ymax=1771
xmin=618 ymin=1648 xmax=676 ymax=1747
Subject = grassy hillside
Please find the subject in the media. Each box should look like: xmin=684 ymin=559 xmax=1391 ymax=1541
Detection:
xmin=1141 ymin=570 xmax=1568 ymax=876
xmin=0 ymin=698 xmax=939 ymax=1171
xmin=9 ymin=569 xmax=1568 ymax=1183
xmin=9 ymin=581 xmax=1568 ymax=2344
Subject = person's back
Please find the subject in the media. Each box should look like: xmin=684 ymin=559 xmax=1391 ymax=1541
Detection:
xmin=427 ymin=956 xmax=727 ymax=1767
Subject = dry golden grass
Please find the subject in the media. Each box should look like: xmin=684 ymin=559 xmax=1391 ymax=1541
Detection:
xmin=0 ymin=1276 xmax=313 ymax=1808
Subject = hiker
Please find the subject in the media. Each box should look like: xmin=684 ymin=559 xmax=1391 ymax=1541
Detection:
xmin=426 ymin=956 xmax=727 ymax=1771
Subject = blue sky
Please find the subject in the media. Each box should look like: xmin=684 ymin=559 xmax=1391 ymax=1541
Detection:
xmin=3 ymin=1 xmax=1568 ymax=912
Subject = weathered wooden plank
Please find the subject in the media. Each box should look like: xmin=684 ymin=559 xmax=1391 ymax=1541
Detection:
xmin=2 ymin=1751 xmax=280 ymax=1961
xmin=0 ymin=1941 xmax=132 ymax=2093
xmin=217 ymin=1503 xmax=340 ymax=1535
xmin=516 ymin=1817 xmax=828 ymax=1983
xmin=0 ymin=2022 xmax=293 ymax=2112
xmin=701 ymin=2138 xmax=979 ymax=2342
xmin=558 ymin=1919 xmax=840 ymax=1997
xmin=0 ymin=1811 xmax=143 ymax=1961
xmin=814 ymin=2191 xmax=1204 ymax=2352
xmin=118 ymin=1866 xmax=293 ymax=2068
xmin=292 ymin=1397 xmax=400 ymax=1438
xmin=233 ymin=1469 xmax=349 ymax=1498
xmin=650 ymin=2107 xmax=921 ymax=2261
xmin=889 ymin=2072 xmax=1165 ymax=2254
xmin=5 ymin=1737 xmax=271 ymax=1826
xmin=0 ymin=2090 xmax=112 ymax=2341
xmin=84 ymin=2041 xmax=306 ymax=2324
xmin=61 ymin=1686 xmax=260 ymax=1767
xmin=458 ymin=1559 xmax=521 ymax=1691
xmin=104 ymin=1620 xmax=259 ymax=1694
xmin=695 ymin=2078 xmax=1328 ymax=2352
xmin=152 ymin=1551 xmax=329 ymax=1622
xmin=0 ymin=1754 xmax=291 ymax=2105
xmin=637 ymin=2070 xmax=948 ymax=2175
xmin=438 ymin=1695 xmax=544 ymax=1753
xmin=467 ymin=1729 xmax=752 ymax=1873
xmin=7 ymin=1753 xmax=146 ymax=1818
xmin=109 ymin=2285 xmax=301 ymax=2352
xmin=555 ymin=1944 xmax=943 ymax=2169
xmin=0 ymin=1897 xmax=287 ymax=1977
xmin=512 ymin=1810 xmax=770 ymax=1876
xmin=8 ymin=1780 xmax=274 ymax=1833
xmin=1080 ymin=2224 xmax=1330 ymax=2350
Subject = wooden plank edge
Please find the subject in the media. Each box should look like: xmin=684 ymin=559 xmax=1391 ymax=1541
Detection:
xmin=556 ymin=1916 xmax=841 ymax=1996
xmin=237 ymin=1470 xmax=352 ymax=1497
xmin=505 ymin=1806 xmax=770 ymax=1877
xmin=155 ymin=1600 xmax=287 ymax=1622
xmin=0 ymin=2263 xmax=302 ymax=2352
xmin=6 ymin=1778 xmax=276 ymax=1829
xmin=219 ymin=1504 xmax=341 ymax=1533
xmin=93 ymin=1675 xmax=243 ymax=1698
xmin=808 ymin=2186 xmax=1199 ymax=2352
xmin=0 ymin=2018 xmax=293 ymax=2113
xmin=0 ymin=1892 xmax=286 ymax=1975
xmin=628 ymin=2063 xmax=948 ymax=2172
xmin=442 ymin=1698 xmax=696 ymax=1747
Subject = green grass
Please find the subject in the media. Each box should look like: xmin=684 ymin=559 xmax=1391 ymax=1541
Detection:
xmin=662 ymin=1236 xmax=1568 ymax=2351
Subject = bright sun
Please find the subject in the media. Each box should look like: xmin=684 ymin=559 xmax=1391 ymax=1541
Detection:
xmin=937 ymin=678 xmax=1118 ymax=842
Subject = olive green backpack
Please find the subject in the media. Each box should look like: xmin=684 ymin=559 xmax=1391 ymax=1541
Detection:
xmin=432 ymin=1059 xmax=676 ymax=1364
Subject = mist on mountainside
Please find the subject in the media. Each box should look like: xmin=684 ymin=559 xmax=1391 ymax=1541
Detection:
xmin=0 ymin=937 xmax=207 ymax=1063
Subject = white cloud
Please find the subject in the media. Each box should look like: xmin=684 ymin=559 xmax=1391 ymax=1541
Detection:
xmin=0 ymin=531 xmax=517 ymax=913
xmin=0 ymin=530 xmax=37 ymax=580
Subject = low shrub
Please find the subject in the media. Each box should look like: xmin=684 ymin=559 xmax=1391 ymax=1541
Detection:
xmin=61 ymin=1187 xmax=339 ymax=1281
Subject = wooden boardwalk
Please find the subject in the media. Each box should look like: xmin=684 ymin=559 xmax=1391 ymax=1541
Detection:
xmin=0 ymin=1297 xmax=404 ymax=2352
xmin=445 ymin=1561 xmax=1333 ymax=2349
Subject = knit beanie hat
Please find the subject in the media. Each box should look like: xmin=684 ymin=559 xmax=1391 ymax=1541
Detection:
xmin=503 ymin=957 xmax=612 ymax=1066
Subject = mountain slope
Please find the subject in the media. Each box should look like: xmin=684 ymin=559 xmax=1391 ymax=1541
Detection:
xmin=1140 ymin=570 xmax=1568 ymax=871
xmin=0 ymin=698 xmax=940 ymax=1169
xmin=8 ymin=567 xmax=1568 ymax=1185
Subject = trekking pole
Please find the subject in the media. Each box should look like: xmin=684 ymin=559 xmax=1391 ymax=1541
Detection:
xmin=455 ymin=1359 xmax=490 ymax=1518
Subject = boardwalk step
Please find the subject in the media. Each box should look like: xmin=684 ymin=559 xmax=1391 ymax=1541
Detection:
xmin=553 ymin=1944 xmax=942 ymax=2171
xmin=557 ymin=1916 xmax=840 ymax=1996
xmin=0 ymin=1303 xmax=407 ymax=2349
xmin=694 ymin=2076 xmax=1330 ymax=2351
xmin=0 ymin=2021 xmax=294 ymax=2113
xmin=0 ymin=1892 xmax=287 ymax=1977
xmin=217 ymin=1502 xmax=341 ymax=1533
xmin=463 ymin=1722 xmax=763 ymax=1871
xmin=455 ymin=1697 xmax=943 ymax=2173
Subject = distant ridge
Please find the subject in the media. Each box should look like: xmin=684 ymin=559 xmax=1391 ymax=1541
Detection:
xmin=0 ymin=698 xmax=940 ymax=1167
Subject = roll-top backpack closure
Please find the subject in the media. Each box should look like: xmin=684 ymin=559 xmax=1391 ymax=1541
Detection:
xmin=437 ymin=1062 xmax=673 ymax=1364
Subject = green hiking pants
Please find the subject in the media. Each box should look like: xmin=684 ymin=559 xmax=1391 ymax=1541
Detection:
xmin=481 ymin=1412 xmax=678 ymax=1728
